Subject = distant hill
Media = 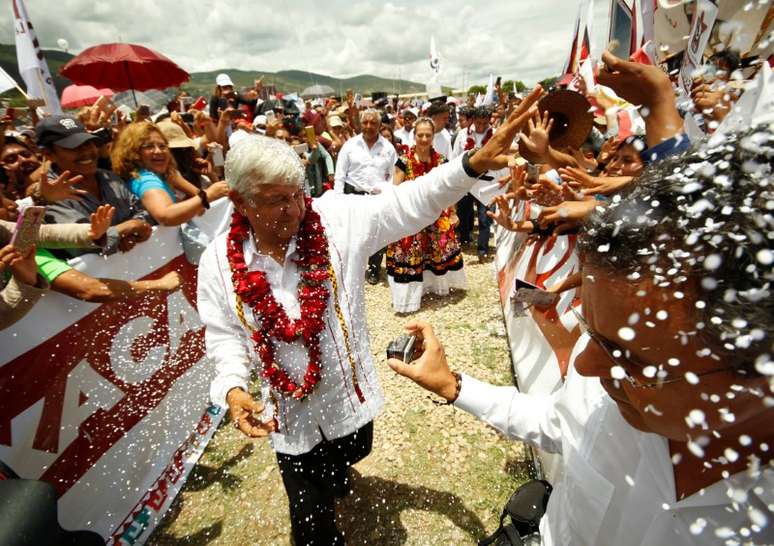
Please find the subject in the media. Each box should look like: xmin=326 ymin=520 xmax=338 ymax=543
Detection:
xmin=0 ymin=44 xmax=427 ymax=102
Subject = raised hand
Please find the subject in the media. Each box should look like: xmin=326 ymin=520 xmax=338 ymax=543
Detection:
xmin=597 ymin=50 xmax=682 ymax=147
xmin=597 ymin=137 xmax=621 ymax=166
xmin=537 ymin=198 xmax=598 ymax=234
xmin=1 ymin=244 xmax=39 ymax=286
xmin=520 ymin=110 xmax=554 ymax=160
xmin=691 ymin=83 xmax=734 ymax=124
xmin=88 ymin=205 xmax=115 ymax=241
xmin=567 ymin=147 xmax=597 ymax=172
xmin=469 ymin=85 xmax=542 ymax=173
xmin=38 ymin=161 xmax=87 ymax=202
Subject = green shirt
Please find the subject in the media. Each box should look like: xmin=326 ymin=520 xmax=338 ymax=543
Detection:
xmin=35 ymin=248 xmax=71 ymax=283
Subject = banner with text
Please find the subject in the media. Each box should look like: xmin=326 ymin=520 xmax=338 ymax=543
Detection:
xmin=0 ymin=200 xmax=232 ymax=543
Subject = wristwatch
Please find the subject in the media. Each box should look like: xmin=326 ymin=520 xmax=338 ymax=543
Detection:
xmin=462 ymin=149 xmax=485 ymax=178
xmin=197 ymin=189 xmax=210 ymax=209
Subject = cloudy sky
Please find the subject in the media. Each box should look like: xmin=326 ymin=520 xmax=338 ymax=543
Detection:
xmin=1 ymin=0 xmax=610 ymax=88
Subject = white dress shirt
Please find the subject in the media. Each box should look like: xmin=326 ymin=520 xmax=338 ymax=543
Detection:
xmin=198 ymin=156 xmax=477 ymax=455
xmin=451 ymin=126 xmax=491 ymax=159
xmin=433 ymin=128 xmax=453 ymax=160
xmin=333 ymin=133 xmax=397 ymax=194
xmin=394 ymin=126 xmax=415 ymax=147
xmin=454 ymin=337 xmax=774 ymax=545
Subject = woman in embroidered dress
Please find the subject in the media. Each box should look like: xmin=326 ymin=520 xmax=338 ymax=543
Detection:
xmin=385 ymin=118 xmax=466 ymax=313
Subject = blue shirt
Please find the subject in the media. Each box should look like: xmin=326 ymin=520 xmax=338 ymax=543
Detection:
xmin=129 ymin=169 xmax=177 ymax=203
xmin=640 ymin=133 xmax=691 ymax=164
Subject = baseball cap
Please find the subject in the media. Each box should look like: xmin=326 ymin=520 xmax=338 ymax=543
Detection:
xmin=328 ymin=115 xmax=344 ymax=128
xmin=216 ymin=73 xmax=234 ymax=87
xmin=35 ymin=115 xmax=98 ymax=149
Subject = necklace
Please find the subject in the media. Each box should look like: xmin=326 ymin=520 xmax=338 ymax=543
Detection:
xmin=226 ymin=199 xmax=331 ymax=400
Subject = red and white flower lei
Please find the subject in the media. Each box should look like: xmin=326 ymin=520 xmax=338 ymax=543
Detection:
xmin=226 ymin=199 xmax=331 ymax=401
xmin=464 ymin=126 xmax=493 ymax=151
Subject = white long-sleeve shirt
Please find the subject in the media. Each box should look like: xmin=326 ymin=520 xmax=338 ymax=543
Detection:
xmin=198 ymin=155 xmax=477 ymax=455
xmin=454 ymin=337 xmax=774 ymax=546
xmin=433 ymin=128 xmax=453 ymax=160
xmin=333 ymin=133 xmax=397 ymax=194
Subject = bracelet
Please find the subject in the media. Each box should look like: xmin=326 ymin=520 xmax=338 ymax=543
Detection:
xmin=462 ymin=149 xmax=484 ymax=178
xmin=198 ymin=189 xmax=210 ymax=209
xmin=445 ymin=371 xmax=462 ymax=405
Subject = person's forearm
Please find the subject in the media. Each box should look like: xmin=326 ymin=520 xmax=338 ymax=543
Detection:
xmin=149 ymin=197 xmax=206 ymax=226
xmin=453 ymin=373 xmax=564 ymax=454
xmin=0 ymin=276 xmax=48 ymax=330
xmin=367 ymin=155 xmax=478 ymax=250
xmin=168 ymin=172 xmax=200 ymax=198
xmin=643 ymin=101 xmax=684 ymax=148
xmin=36 ymin=222 xmax=97 ymax=249
xmin=546 ymin=146 xmax=577 ymax=170
xmin=52 ymin=270 xmax=172 ymax=303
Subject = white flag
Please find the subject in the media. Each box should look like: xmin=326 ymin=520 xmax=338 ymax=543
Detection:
xmin=429 ymin=36 xmax=441 ymax=75
xmin=12 ymin=0 xmax=62 ymax=113
xmin=481 ymin=74 xmax=495 ymax=106
xmin=0 ymin=66 xmax=19 ymax=95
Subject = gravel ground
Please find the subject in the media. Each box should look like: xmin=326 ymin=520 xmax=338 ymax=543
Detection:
xmin=149 ymin=246 xmax=533 ymax=546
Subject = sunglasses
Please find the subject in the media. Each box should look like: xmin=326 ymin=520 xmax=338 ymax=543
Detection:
xmin=1 ymin=149 xmax=35 ymax=165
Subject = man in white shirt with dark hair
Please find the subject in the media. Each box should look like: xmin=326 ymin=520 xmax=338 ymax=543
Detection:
xmin=333 ymin=108 xmax=398 ymax=283
xmin=196 ymin=89 xmax=541 ymax=545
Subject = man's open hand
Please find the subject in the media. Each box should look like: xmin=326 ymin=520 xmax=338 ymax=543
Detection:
xmin=226 ymin=388 xmax=276 ymax=438
xmin=469 ymin=85 xmax=543 ymax=173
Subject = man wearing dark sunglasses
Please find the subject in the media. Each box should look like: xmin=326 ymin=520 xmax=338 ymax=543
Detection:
xmin=389 ymin=111 xmax=774 ymax=544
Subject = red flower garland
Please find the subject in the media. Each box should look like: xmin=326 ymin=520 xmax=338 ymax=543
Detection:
xmin=405 ymin=146 xmax=441 ymax=180
xmin=226 ymin=197 xmax=331 ymax=400
xmin=464 ymin=126 xmax=493 ymax=151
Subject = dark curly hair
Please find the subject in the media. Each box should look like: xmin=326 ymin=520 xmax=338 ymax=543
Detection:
xmin=579 ymin=126 xmax=774 ymax=376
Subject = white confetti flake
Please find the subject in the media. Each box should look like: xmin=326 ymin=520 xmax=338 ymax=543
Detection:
xmin=617 ymin=327 xmax=636 ymax=341
xmin=690 ymin=518 xmax=707 ymax=535
xmin=686 ymin=372 xmax=700 ymax=384
xmin=611 ymin=366 xmax=627 ymax=380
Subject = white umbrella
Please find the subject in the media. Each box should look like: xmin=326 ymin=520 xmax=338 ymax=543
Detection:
xmin=300 ymin=84 xmax=335 ymax=98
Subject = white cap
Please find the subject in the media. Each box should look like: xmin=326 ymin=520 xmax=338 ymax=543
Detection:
xmin=216 ymin=73 xmax=234 ymax=87
xmin=253 ymin=114 xmax=267 ymax=128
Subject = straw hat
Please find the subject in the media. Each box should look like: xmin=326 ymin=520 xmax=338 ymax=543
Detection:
xmin=157 ymin=119 xmax=196 ymax=149
xmin=519 ymin=89 xmax=593 ymax=163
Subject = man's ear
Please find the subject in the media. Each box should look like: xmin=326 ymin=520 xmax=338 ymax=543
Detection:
xmin=229 ymin=189 xmax=247 ymax=215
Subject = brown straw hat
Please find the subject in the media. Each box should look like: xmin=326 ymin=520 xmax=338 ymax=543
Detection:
xmin=519 ymin=89 xmax=593 ymax=163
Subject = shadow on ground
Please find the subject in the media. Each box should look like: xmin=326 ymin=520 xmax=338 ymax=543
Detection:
xmin=337 ymin=469 xmax=488 ymax=545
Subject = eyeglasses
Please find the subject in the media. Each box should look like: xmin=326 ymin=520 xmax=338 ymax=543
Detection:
xmin=570 ymin=307 xmax=732 ymax=389
xmin=261 ymin=189 xmax=305 ymax=209
xmin=140 ymin=142 xmax=169 ymax=152
xmin=1 ymin=149 xmax=34 ymax=165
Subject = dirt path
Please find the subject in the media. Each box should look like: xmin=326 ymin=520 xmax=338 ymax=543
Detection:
xmin=149 ymin=248 xmax=532 ymax=545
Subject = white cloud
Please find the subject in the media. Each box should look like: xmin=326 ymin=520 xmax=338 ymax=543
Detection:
xmin=1 ymin=0 xmax=612 ymax=88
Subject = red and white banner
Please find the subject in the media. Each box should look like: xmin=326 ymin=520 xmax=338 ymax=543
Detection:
xmin=0 ymin=201 xmax=232 ymax=542
xmin=493 ymin=204 xmax=582 ymax=479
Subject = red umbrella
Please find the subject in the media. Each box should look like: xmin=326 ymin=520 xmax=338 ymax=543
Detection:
xmin=60 ymin=43 xmax=189 ymax=105
xmin=60 ymin=84 xmax=114 ymax=109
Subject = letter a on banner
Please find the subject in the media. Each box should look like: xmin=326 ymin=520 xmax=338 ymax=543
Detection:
xmin=12 ymin=0 xmax=62 ymax=113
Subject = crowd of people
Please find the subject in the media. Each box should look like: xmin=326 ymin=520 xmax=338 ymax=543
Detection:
xmin=1 ymin=33 xmax=772 ymax=545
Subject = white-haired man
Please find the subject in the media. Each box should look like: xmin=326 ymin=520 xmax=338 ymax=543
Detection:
xmin=196 ymin=88 xmax=541 ymax=545
xmin=333 ymin=108 xmax=398 ymax=283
